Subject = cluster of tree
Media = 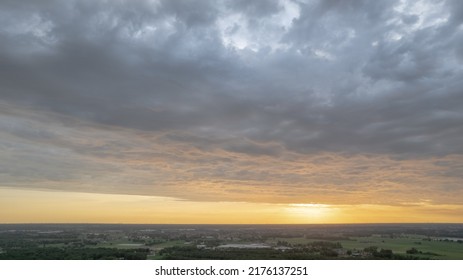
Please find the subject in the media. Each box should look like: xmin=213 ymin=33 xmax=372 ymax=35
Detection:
xmin=0 ymin=232 xmax=82 ymax=249
xmin=406 ymin=247 xmax=421 ymax=254
xmin=406 ymin=247 xmax=440 ymax=256
xmin=300 ymin=241 xmax=342 ymax=257
xmin=363 ymin=246 xmax=394 ymax=259
xmin=158 ymin=246 xmax=333 ymax=260
xmin=308 ymin=241 xmax=342 ymax=249
xmin=438 ymin=239 xmax=463 ymax=243
xmin=0 ymin=247 xmax=149 ymax=260
xmin=362 ymin=246 xmax=432 ymax=259
xmin=158 ymin=242 xmax=347 ymax=260
xmin=276 ymin=240 xmax=291 ymax=247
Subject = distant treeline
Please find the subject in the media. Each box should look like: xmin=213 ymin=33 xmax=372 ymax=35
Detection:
xmin=159 ymin=246 xmax=328 ymax=260
xmin=158 ymin=242 xmax=427 ymax=260
xmin=0 ymin=247 xmax=149 ymax=260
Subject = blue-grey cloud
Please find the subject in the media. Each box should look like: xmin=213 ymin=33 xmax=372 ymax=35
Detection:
xmin=1 ymin=0 xmax=462 ymax=205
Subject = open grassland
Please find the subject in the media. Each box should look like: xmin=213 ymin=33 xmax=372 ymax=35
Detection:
xmin=274 ymin=235 xmax=463 ymax=259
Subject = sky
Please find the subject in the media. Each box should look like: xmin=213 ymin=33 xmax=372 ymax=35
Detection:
xmin=1 ymin=0 xmax=463 ymax=224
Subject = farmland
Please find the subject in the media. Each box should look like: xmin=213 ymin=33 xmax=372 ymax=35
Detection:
xmin=1 ymin=224 xmax=462 ymax=259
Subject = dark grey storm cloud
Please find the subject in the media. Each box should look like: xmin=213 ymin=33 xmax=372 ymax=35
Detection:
xmin=1 ymin=0 xmax=462 ymax=157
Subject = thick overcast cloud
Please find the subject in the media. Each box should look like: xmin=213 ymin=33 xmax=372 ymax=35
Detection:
xmin=1 ymin=0 xmax=463 ymax=205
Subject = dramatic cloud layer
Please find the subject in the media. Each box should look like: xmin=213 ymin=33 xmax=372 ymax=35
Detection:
xmin=1 ymin=0 xmax=462 ymax=208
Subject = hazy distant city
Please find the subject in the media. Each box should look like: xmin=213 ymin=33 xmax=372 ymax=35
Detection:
xmin=1 ymin=224 xmax=463 ymax=260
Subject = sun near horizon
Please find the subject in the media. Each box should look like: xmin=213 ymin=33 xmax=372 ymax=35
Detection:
xmin=1 ymin=188 xmax=462 ymax=224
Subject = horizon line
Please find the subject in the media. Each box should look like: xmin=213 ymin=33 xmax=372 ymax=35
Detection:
xmin=1 ymin=222 xmax=462 ymax=225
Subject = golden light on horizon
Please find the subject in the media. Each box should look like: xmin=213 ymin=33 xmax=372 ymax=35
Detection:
xmin=285 ymin=204 xmax=338 ymax=223
xmin=2 ymin=187 xmax=463 ymax=224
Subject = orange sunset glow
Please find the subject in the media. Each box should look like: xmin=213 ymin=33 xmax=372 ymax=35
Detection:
xmin=2 ymin=187 xmax=463 ymax=224
xmin=1 ymin=0 xmax=463 ymax=225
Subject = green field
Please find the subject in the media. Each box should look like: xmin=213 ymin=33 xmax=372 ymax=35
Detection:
xmin=273 ymin=235 xmax=463 ymax=259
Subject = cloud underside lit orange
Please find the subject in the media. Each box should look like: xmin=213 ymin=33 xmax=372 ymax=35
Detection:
xmin=1 ymin=188 xmax=462 ymax=224
xmin=2 ymin=106 xmax=463 ymax=206
xmin=2 ymin=107 xmax=463 ymax=224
